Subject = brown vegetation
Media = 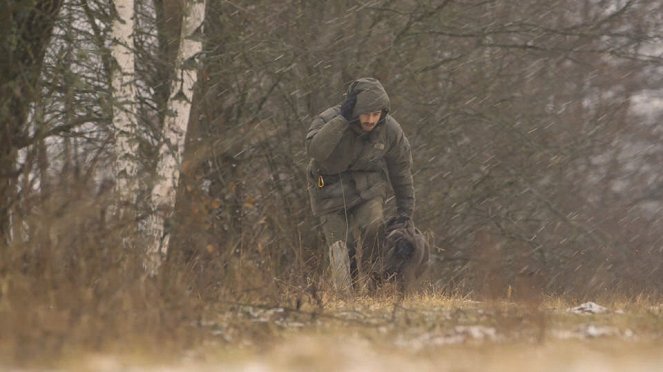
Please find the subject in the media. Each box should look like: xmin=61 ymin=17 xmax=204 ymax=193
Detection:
xmin=1 ymin=0 xmax=663 ymax=366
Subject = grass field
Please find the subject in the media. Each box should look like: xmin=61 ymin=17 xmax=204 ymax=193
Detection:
xmin=27 ymin=293 xmax=662 ymax=371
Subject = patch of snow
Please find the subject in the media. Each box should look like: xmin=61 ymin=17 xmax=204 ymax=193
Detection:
xmin=552 ymin=324 xmax=635 ymax=340
xmin=585 ymin=325 xmax=619 ymax=338
xmin=453 ymin=325 xmax=497 ymax=341
xmin=239 ymin=306 xmax=285 ymax=322
xmin=394 ymin=325 xmax=499 ymax=350
xmin=568 ymin=302 xmax=608 ymax=314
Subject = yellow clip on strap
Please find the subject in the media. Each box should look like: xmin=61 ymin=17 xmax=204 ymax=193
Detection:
xmin=317 ymin=175 xmax=324 ymax=189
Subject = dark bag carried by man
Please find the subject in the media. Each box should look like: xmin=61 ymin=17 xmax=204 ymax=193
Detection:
xmin=381 ymin=216 xmax=430 ymax=291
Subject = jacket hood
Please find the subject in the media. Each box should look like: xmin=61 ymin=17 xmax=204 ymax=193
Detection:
xmin=346 ymin=78 xmax=390 ymax=118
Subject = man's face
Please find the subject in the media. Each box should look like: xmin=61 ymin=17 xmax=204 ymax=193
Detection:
xmin=359 ymin=111 xmax=382 ymax=133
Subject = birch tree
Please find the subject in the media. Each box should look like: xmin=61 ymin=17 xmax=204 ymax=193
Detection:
xmin=146 ymin=0 xmax=206 ymax=271
xmin=110 ymin=0 xmax=140 ymax=213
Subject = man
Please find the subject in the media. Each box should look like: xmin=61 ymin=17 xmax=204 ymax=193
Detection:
xmin=305 ymin=77 xmax=415 ymax=292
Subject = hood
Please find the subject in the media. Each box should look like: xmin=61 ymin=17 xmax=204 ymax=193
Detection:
xmin=345 ymin=78 xmax=390 ymax=118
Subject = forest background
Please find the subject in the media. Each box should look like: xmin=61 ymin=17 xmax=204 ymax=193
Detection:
xmin=1 ymin=0 xmax=662 ymax=362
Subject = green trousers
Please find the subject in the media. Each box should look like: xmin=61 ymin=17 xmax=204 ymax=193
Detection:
xmin=320 ymin=197 xmax=384 ymax=281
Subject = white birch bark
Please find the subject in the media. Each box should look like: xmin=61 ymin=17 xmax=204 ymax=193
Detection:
xmin=146 ymin=0 xmax=206 ymax=272
xmin=110 ymin=0 xmax=139 ymax=213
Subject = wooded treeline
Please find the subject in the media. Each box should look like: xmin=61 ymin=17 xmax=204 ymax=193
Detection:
xmin=2 ymin=0 xmax=663 ymax=309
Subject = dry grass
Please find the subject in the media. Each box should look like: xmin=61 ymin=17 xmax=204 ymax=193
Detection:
xmin=25 ymin=293 xmax=660 ymax=371
xmin=1 ymin=263 xmax=662 ymax=371
xmin=2 ymin=188 xmax=661 ymax=370
xmin=2 ymin=239 xmax=661 ymax=371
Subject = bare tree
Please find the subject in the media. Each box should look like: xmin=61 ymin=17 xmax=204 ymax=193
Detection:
xmin=146 ymin=0 xmax=207 ymax=271
xmin=172 ymin=0 xmax=663 ymax=295
xmin=0 ymin=0 xmax=64 ymax=246
xmin=2 ymin=0 xmax=662 ymax=298
xmin=110 ymin=0 xmax=140 ymax=215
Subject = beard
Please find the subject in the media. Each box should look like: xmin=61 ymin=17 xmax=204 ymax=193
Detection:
xmin=360 ymin=122 xmax=377 ymax=132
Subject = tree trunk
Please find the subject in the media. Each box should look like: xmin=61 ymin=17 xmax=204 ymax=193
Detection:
xmin=110 ymin=0 xmax=140 ymax=215
xmin=153 ymin=0 xmax=185 ymax=126
xmin=0 ymin=0 xmax=63 ymax=246
xmin=146 ymin=0 xmax=207 ymax=272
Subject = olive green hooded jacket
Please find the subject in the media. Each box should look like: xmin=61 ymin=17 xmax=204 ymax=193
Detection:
xmin=305 ymin=78 xmax=415 ymax=217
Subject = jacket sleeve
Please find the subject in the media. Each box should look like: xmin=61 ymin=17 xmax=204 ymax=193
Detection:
xmin=305 ymin=108 xmax=348 ymax=162
xmin=385 ymin=120 xmax=415 ymax=217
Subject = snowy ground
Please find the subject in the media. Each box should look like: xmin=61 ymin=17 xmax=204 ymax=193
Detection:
xmin=12 ymin=297 xmax=663 ymax=371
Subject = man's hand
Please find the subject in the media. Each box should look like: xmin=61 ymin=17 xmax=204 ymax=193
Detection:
xmin=339 ymin=91 xmax=358 ymax=122
xmin=386 ymin=213 xmax=411 ymax=232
